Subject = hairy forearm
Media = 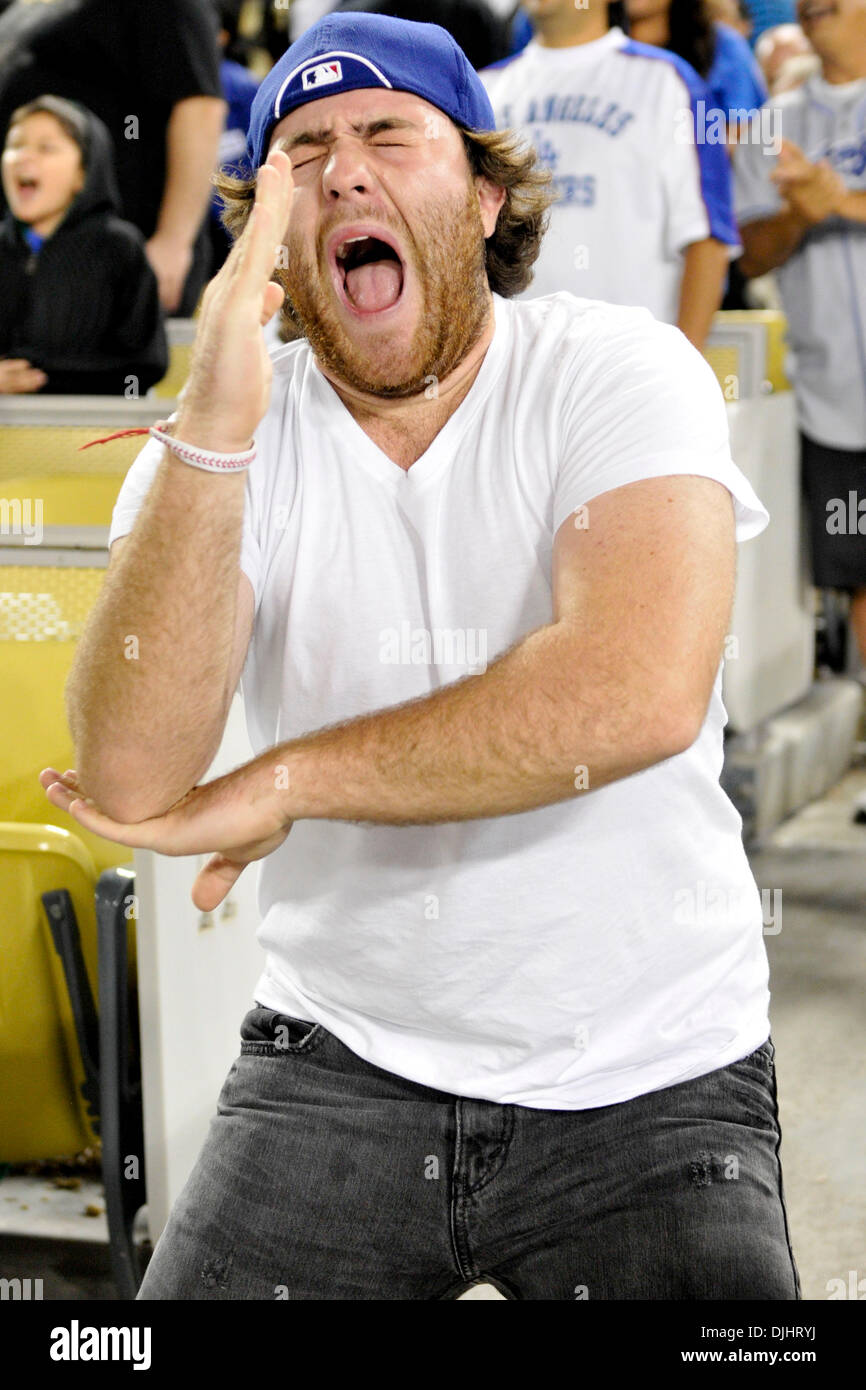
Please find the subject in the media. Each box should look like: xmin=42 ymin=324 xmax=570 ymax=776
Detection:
xmin=155 ymin=96 xmax=226 ymax=245
xmin=738 ymin=207 xmax=809 ymax=277
xmin=268 ymin=622 xmax=691 ymax=827
xmin=66 ymin=451 xmax=245 ymax=819
xmin=676 ymin=239 xmax=729 ymax=350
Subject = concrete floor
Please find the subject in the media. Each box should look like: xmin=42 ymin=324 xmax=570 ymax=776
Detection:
xmin=2 ymin=770 xmax=863 ymax=1302
xmin=749 ymin=766 xmax=866 ymax=1302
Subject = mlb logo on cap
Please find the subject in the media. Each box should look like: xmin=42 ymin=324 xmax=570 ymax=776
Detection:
xmin=302 ymin=60 xmax=343 ymax=91
xmin=247 ymin=12 xmax=497 ymax=171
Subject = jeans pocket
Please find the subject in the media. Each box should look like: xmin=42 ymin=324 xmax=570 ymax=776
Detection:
xmin=724 ymin=1038 xmax=778 ymax=1130
xmin=730 ymin=1038 xmax=775 ymax=1074
xmin=240 ymin=1005 xmax=324 ymax=1054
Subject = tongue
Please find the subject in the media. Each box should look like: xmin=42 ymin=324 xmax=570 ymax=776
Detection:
xmin=345 ymin=259 xmax=402 ymax=312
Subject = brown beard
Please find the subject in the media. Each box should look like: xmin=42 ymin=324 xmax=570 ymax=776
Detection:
xmin=274 ymin=178 xmax=492 ymax=398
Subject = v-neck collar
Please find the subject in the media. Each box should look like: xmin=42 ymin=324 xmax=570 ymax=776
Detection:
xmin=307 ymin=294 xmax=510 ymax=492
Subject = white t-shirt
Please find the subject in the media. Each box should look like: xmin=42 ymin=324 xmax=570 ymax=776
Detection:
xmin=111 ymin=291 xmax=771 ymax=1110
xmin=481 ymin=28 xmax=741 ymax=323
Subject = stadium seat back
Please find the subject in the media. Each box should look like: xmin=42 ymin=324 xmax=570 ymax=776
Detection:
xmin=0 ymin=822 xmax=101 ymax=1160
xmin=0 ymin=564 xmax=131 ymax=875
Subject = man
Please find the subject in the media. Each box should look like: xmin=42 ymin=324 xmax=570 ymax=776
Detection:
xmin=43 ymin=14 xmax=798 ymax=1301
xmin=480 ymin=0 xmax=739 ymax=348
xmin=735 ymin=0 xmax=866 ymax=749
xmin=0 ymin=0 xmax=226 ymax=314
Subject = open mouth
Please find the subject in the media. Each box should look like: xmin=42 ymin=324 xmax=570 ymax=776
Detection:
xmin=331 ymin=231 xmax=405 ymax=316
xmin=15 ymin=176 xmax=39 ymax=195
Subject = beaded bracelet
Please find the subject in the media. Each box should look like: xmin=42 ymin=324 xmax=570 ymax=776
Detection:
xmin=148 ymin=423 xmax=256 ymax=472
xmin=78 ymin=422 xmax=256 ymax=471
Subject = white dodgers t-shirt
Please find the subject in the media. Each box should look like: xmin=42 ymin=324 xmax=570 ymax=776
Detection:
xmin=110 ymin=292 xmax=770 ymax=1110
xmin=481 ymin=28 xmax=741 ymax=323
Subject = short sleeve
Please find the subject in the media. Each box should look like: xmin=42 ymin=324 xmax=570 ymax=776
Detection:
xmin=107 ymin=427 xmax=263 ymax=601
xmin=657 ymin=64 xmax=741 ymax=259
xmin=107 ymin=432 xmax=165 ymax=546
xmin=126 ymin=0 xmax=223 ymax=108
xmin=733 ymin=115 xmax=785 ymax=225
xmin=553 ymin=309 xmax=770 ymax=543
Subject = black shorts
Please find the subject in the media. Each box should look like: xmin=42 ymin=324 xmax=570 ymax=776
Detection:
xmin=800 ymin=432 xmax=866 ymax=591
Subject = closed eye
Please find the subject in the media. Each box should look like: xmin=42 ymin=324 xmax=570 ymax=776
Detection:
xmin=291 ymin=139 xmax=415 ymax=169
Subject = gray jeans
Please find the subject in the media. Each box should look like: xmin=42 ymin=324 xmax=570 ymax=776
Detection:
xmin=137 ymin=1008 xmax=800 ymax=1300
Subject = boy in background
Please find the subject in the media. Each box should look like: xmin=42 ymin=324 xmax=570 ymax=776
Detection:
xmin=0 ymin=95 xmax=167 ymax=394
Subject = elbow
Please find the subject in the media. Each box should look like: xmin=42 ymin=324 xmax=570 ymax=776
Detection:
xmin=67 ymin=751 xmax=157 ymax=825
xmin=637 ymin=690 xmax=705 ymax=768
xmin=660 ymin=701 xmax=705 ymax=760
xmin=669 ymin=719 xmax=702 ymax=757
xmin=737 ymin=230 xmax=775 ymax=279
xmin=69 ymin=730 xmax=207 ymax=823
xmin=737 ymin=252 xmax=764 ymax=279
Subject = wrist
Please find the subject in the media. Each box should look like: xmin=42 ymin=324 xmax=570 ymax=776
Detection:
xmin=267 ymin=744 xmax=315 ymax=823
xmin=172 ymin=414 xmax=254 ymax=455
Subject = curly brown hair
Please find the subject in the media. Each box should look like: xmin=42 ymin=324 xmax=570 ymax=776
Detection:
xmin=212 ymin=125 xmax=554 ymax=315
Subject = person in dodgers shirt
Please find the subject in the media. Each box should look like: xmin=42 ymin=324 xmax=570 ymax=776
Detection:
xmin=481 ymin=0 xmax=740 ymax=349
xmin=735 ymin=0 xmax=866 ymax=822
xmin=42 ymin=14 xmax=799 ymax=1300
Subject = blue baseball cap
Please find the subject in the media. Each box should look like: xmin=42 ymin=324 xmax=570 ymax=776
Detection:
xmin=246 ymin=12 xmax=497 ymax=171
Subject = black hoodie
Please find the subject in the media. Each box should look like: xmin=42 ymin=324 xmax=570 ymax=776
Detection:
xmin=0 ymin=105 xmax=168 ymax=394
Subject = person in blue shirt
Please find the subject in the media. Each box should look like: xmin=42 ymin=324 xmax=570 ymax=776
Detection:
xmin=208 ymin=1 xmax=260 ymax=273
xmin=508 ymin=5 xmax=533 ymax=54
xmin=739 ymin=0 xmax=797 ymax=43
xmin=625 ymin=0 xmax=768 ymax=133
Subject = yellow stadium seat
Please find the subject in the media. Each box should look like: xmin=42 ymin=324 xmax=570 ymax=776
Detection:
xmin=0 ymin=822 xmax=101 ymax=1160
xmin=0 ymin=423 xmax=147 ymax=536
xmin=152 ymin=340 xmax=194 ymax=399
xmin=0 ymin=564 xmax=133 ymax=876
xmin=152 ymin=317 xmax=196 ymax=399
xmin=0 ymin=424 xmax=147 ymax=477
xmin=715 ymin=309 xmax=791 ymax=394
xmin=703 ymin=343 xmax=742 ymax=398
xmin=704 ymin=309 xmax=792 ymax=398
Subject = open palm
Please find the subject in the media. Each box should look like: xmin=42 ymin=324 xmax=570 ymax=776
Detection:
xmin=39 ymin=765 xmax=293 ymax=911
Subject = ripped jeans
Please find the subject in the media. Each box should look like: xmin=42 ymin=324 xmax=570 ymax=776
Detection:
xmin=137 ymin=1009 xmax=800 ymax=1300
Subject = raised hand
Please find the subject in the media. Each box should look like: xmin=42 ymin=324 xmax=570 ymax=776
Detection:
xmin=173 ymin=147 xmax=296 ymax=453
